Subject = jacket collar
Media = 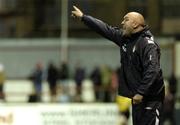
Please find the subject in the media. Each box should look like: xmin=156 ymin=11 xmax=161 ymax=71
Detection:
xmin=131 ymin=26 xmax=150 ymax=38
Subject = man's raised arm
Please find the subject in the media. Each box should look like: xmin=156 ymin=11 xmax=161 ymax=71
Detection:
xmin=71 ymin=6 xmax=122 ymax=44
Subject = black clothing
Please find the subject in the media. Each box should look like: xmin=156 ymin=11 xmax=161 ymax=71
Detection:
xmin=47 ymin=64 xmax=58 ymax=91
xmin=81 ymin=15 xmax=165 ymax=125
xmin=168 ymin=74 xmax=177 ymax=96
xmin=82 ymin=15 xmax=164 ymax=101
xmin=59 ymin=63 xmax=69 ymax=80
xmin=90 ymin=67 xmax=101 ymax=86
xmin=132 ymin=101 xmax=163 ymax=125
xmin=74 ymin=67 xmax=86 ymax=86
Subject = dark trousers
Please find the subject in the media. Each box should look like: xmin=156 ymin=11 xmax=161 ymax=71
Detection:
xmin=132 ymin=100 xmax=163 ymax=125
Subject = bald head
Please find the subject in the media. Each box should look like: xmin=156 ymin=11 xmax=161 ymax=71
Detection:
xmin=126 ymin=12 xmax=145 ymax=27
xmin=121 ymin=12 xmax=145 ymax=36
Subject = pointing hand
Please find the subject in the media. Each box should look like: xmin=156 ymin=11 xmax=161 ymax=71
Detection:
xmin=71 ymin=6 xmax=83 ymax=20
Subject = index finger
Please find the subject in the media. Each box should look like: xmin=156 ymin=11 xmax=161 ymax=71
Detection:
xmin=73 ymin=6 xmax=79 ymax=11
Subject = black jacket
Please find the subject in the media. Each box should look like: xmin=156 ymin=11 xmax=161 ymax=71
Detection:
xmin=82 ymin=15 xmax=165 ymax=101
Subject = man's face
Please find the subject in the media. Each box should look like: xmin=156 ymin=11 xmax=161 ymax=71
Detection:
xmin=121 ymin=14 xmax=135 ymax=36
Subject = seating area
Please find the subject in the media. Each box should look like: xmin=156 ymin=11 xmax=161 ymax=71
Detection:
xmin=3 ymin=80 xmax=50 ymax=102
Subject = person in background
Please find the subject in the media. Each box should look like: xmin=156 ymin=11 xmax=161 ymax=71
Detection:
xmin=90 ymin=66 xmax=102 ymax=102
xmin=59 ymin=61 xmax=69 ymax=81
xmin=72 ymin=6 xmax=165 ymax=125
xmin=168 ymin=73 xmax=177 ymax=97
xmin=110 ymin=69 xmax=119 ymax=102
xmin=163 ymin=81 xmax=176 ymax=125
xmin=74 ymin=63 xmax=86 ymax=98
xmin=0 ymin=63 xmax=5 ymax=101
xmin=100 ymin=64 xmax=112 ymax=102
xmin=47 ymin=62 xmax=58 ymax=102
xmin=163 ymin=73 xmax=177 ymax=125
xmin=30 ymin=62 xmax=44 ymax=102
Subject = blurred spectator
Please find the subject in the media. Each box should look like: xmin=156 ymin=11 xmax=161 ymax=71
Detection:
xmin=116 ymin=67 xmax=121 ymax=81
xmin=74 ymin=63 xmax=86 ymax=96
xmin=29 ymin=62 xmax=44 ymax=102
xmin=90 ymin=66 xmax=102 ymax=101
xmin=168 ymin=73 xmax=177 ymax=96
xmin=59 ymin=61 xmax=69 ymax=81
xmin=100 ymin=65 xmax=112 ymax=102
xmin=163 ymin=75 xmax=177 ymax=125
xmin=47 ymin=62 xmax=58 ymax=102
xmin=0 ymin=63 xmax=5 ymax=101
xmin=110 ymin=69 xmax=119 ymax=102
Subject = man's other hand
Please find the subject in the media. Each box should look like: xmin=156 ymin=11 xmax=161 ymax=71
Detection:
xmin=133 ymin=94 xmax=143 ymax=104
xmin=71 ymin=6 xmax=83 ymax=20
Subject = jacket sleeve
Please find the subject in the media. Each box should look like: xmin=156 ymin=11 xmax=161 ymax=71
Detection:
xmin=82 ymin=15 xmax=123 ymax=46
xmin=137 ymin=39 xmax=161 ymax=96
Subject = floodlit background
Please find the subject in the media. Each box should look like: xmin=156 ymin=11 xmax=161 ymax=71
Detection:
xmin=0 ymin=0 xmax=179 ymax=125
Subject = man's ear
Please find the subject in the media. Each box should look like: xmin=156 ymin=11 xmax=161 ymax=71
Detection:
xmin=133 ymin=22 xmax=139 ymax=29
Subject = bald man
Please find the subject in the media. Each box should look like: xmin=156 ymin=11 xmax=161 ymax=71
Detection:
xmin=72 ymin=6 xmax=165 ymax=125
